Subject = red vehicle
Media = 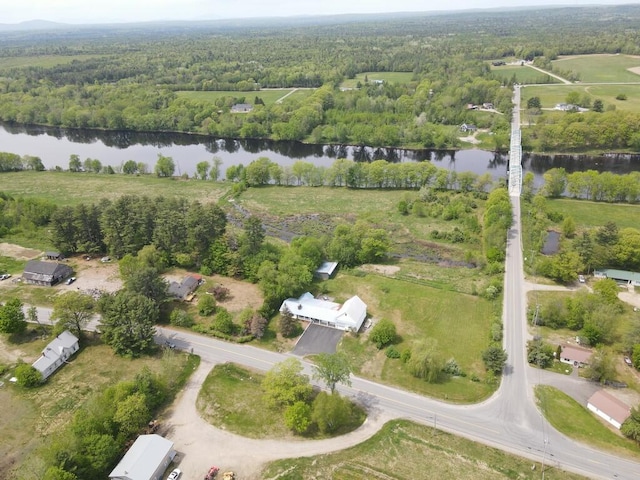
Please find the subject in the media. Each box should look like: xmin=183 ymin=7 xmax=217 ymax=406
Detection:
xmin=204 ymin=466 xmax=219 ymax=480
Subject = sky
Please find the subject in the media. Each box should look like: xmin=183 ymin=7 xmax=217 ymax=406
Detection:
xmin=0 ymin=0 xmax=638 ymax=24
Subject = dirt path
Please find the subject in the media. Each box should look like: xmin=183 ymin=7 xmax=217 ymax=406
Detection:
xmin=525 ymin=64 xmax=572 ymax=85
xmin=275 ymin=88 xmax=298 ymax=104
xmin=164 ymin=361 xmax=392 ymax=480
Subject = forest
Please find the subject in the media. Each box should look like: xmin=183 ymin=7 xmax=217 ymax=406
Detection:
xmin=1 ymin=5 xmax=640 ymax=150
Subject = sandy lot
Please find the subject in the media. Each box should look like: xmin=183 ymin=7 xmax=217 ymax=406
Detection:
xmin=0 ymin=242 xmax=42 ymax=260
xmin=360 ymin=264 xmax=400 ymax=276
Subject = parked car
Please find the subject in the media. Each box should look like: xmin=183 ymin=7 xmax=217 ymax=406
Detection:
xmin=100 ymin=256 xmax=111 ymax=263
xmin=578 ymin=274 xmax=586 ymax=283
xmin=165 ymin=340 xmax=176 ymax=350
xmin=66 ymin=277 xmax=76 ymax=285
xmin=0 ymin=273 xmax=11 ymax=280
xmin=168 ymin=469 xmax=182 ymax=480
xmin=624 ymin=356 xmax=633 ymax=367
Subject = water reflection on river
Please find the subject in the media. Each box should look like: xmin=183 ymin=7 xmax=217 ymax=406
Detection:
xmin=1 ymin=123 xmax=639 ymax=185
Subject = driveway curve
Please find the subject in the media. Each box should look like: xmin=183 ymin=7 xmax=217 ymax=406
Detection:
xmin=164 ymin=360 xmax=394 ymax=480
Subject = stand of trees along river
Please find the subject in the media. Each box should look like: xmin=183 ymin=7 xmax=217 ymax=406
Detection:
xmin=2 ymin=5 xmax=640 ymax=151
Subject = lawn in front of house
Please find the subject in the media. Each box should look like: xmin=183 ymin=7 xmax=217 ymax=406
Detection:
xmin=328 ymin=271 xmax=496 ymax=403
xmin=521 ymin=84 xmax=640 ymax=112
xmin=262 ymin=419 xmax=587 ymax=480
xmin=535 ymin=385 xmax=640 ymax=460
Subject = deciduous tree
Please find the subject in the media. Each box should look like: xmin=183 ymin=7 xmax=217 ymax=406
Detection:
xmin=312 ymin=353 xmax=352 ymax=393
xmin=52 ymin=291 xmax=95 ymax=338
xmin=262 ymin=358 xmax=312 ymax=408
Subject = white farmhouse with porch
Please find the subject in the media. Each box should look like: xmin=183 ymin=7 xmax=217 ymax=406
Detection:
xmin=32 ymin=331 xmax=79 ymax=380
xmin=280 ymin=292 xmax=367 ymax=332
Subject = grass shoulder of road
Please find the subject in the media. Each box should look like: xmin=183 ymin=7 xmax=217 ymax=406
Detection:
xmin=546 ymin=198 xmax=640 ymax=230
xmin=552 ymin=54 xmax=640 ymax=83
xmin=196 ymin=363 xmax=365 ymax=439
xmin=330 ymin=272 xmax=497 ymax=403
xmin=0 ymin=171 xmax=231 ymax=206
xmin=261 ymin=418 xmax=587 ymax=480
xmin=535 ymin=385 xmax=640 ymax=460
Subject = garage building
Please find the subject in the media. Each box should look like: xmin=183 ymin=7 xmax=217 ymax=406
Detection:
xmin=109 ymin=434 xmax=175 ymax=480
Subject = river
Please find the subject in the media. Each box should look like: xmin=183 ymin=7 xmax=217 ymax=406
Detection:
xmin=1 ymin=123 xmax=640 ymax=184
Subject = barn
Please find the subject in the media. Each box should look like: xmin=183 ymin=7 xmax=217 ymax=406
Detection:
xmin=22 ymin=260 xmax=73 ymax=286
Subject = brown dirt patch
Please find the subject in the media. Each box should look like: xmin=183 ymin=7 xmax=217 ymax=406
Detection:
xmin=202 ymin=274 xmax=263 ymax=313
xmin=0 ymin=337 xmax=26 ymax=363
xmin=627 ymin=66 xmax=640 ymax=76
xmin=361 ymin=264 xmax=401 ymax=276
xmin=59 ymin=257 xmax=123 ymax=295
xmin=0 ymin=242 xmax=42 ymax=260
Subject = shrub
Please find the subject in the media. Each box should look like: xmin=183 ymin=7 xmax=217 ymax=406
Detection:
xmin=400 ymin=348 xmax=412 ymax=363
xmin=198 ymin=295 xmax=217 ymax=316
xmin=170 ymin=309 xmax=195 ymax=328
xmin=15 ymin=363 xmax=42 ymax=388
xmin=385 ymin=346 xmax=401 ymax=359
xmin=369 ymin=319 xmax=397 ymax=349
xmin=212 ymin=308 xmax=235 ymax=335
xmin=442 ymin=358 xmax=463 ymax=376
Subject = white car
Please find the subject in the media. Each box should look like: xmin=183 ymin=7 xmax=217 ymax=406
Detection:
xmin=578 ymin=275 xmax=586 ymax=283
xmin=168 ymin=469 xmax=182 ymax=480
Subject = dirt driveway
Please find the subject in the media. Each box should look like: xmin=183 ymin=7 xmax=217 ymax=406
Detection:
xmin=163 ymin=360 xmax=391 ymax=480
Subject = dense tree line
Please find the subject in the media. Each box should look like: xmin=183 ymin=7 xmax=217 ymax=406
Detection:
xmin=541 ymin=168 xmax=640 ymax=203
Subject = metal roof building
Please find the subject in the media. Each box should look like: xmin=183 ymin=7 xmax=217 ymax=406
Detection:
xmin=109 ymin=434 xmax=175 ymax=480
xmin=22 ymin=260 xmax=73 ymax=286
xmin=280 ymin=292 xmax=367 ymax=332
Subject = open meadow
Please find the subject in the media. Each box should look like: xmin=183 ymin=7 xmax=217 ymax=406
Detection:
xmin=0 ymin=54 xmax=106 ymax=69
xmin=552 ymin=54 xmax=640 ymax=83
xmin=340 ymin=71 xmax=415 ymax=89
xmin=490 ymin=65 xmax=559 ymax=84
xmin=546 ymin=198 xmax=640 ymax=230
xmin=521 ymin=84 xmax=640 ymax=112
xmin=176 ymin=88 xmax=313 ymax=105
xmin=261 ymin=419 xmax=586 ymax=480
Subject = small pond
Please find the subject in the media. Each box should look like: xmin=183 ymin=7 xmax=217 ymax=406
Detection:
xmin=541 ymin=231 xmax=561 ymax=255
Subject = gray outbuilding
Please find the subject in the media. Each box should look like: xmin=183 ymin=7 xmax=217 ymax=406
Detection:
xmin=109 ymin=434 xmax=176 ymax=480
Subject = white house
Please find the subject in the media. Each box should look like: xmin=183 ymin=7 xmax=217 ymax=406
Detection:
xmin=587 ymin=390 xmax=631 ymax=430
xmin=109 ymin=434 xmax=176 ymax=480
xmin=32 ymin=331 xmax=79 ymax=380
xmin=280 ymin=292 xmax=367 ymax=332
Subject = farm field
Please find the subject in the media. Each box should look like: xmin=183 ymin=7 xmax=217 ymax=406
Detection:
xmin=521 ymin=84 xmax=640 ymax=112
xmin=176 ymin=88 xmax=313 ymax=105
xmin=490 ymin=65 xmax=559 ymax=84
xmin=553 ymin=54 xmax=640 ymax=83
xmin=0 ymin=171 xmax=230 ymax=206
xmin=340 ymin=71 xmax=415 ymax=89
xmin=546 ymin=198 xmax=640 ymax=230
xmin=262 ymin=419 xmax=586 ymax=480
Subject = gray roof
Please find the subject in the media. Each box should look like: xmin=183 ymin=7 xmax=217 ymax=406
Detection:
xmin=168 ymin=275 xmax=200 ymax=299
xmin=32 ymin=331 xmax=79 ymax=377
xmin=315 ymin=261 xmax=338 ymax=276
xmin=23 ymin=260 xmax=72 ymax=283
xmin=109 ymin=434 xmax=174 ymax=480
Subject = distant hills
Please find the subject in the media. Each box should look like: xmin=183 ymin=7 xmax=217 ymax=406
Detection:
xmin=0 ymin=20 xmax=70 ymax=31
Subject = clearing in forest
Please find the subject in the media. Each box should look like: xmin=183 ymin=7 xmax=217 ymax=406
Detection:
xmin=552 ymin=54 xmax=640 ymax=83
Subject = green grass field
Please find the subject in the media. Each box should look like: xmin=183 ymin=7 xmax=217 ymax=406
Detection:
xmin=490 ymin=65 xmax=559 ymax=84
xmin=329 ymin=272 xmax=496 ymax=402
xmin=0 ymin=171 xmax=230 ymax=206
xmin=340 ymin=71 xmax=415 ymax=88
xmin=196 ymin=363 xmax=365 ymax=439
xmin=553 ymin=54 xmax=640 ymax=83
xmin=522 ymin=84 xmax=640 ymax=112
xmin=0 ymin=55 xmax=105 ymax=69
xmin=262 ymin=419 xmax=586 ymax=480
xmin=547 ymin=198 xmax=640 ymax=230
xmin=535 ymin=386 xmax=640 ymax=460
xmin=176 ymin=88 xmax=313 ymax=105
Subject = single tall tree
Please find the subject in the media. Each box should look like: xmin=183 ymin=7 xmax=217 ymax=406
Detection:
xmin=52 ymin=291 xmax=96 ymax=338
xmin=312 ymin=353 xmax=352 ymax=393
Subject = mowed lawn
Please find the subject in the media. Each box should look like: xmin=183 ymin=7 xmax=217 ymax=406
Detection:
xmin=553 ymin=54 xmax=640 ymax=83
xmin=262 ymin=419 xmax=587 ymax=480
xmin=521 ymin=84 xmax=640 ymax=112
xmin=176 ymin=88 xmax=313 ymax=105
xmin=490 ymin=65 xmax=559 ymax=84
xmin=0 ymin=171 xmax=230 ymax=206
xmin=328 ymin=272 xmax=495 ymax=402
xmin=341 ymin=71 xmax=415 ymax=88
xmin=547 ymin=198 xmax=640 ymax=230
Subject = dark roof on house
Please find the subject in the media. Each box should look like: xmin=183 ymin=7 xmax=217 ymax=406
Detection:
xmin=23 ymin=260 xmax=72 ymax=283
xmin=588 ymin=390 xmax=631 ymax=425
xmin=168 ymin=275 xmax=200 ymax=299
